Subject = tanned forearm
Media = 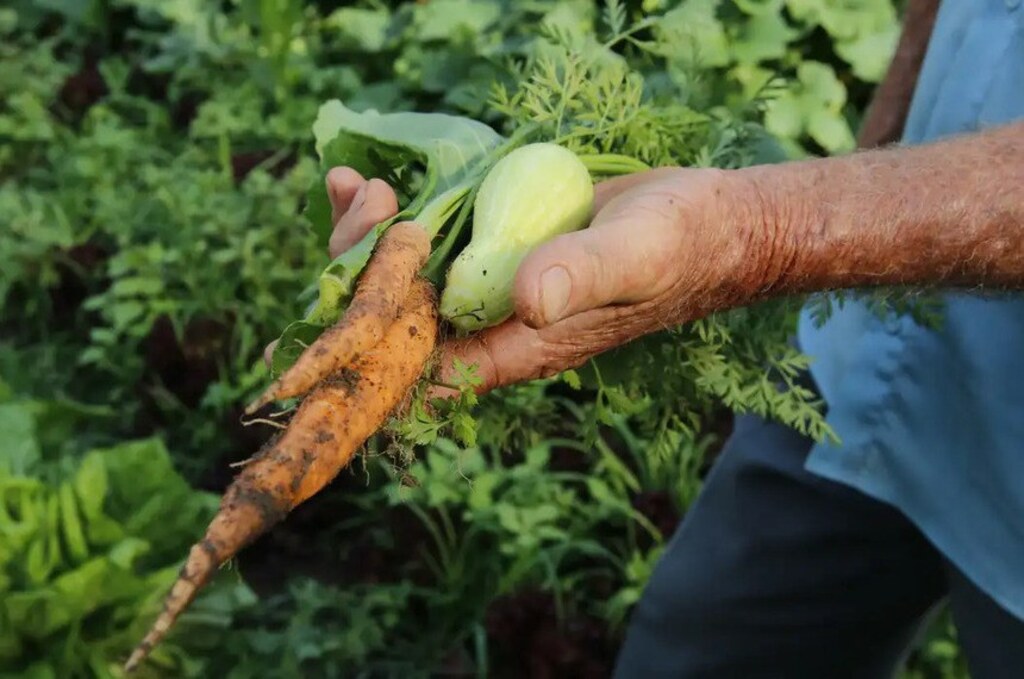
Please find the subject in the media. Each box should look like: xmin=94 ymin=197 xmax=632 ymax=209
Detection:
xmin=856 ymin=0 xmax=939 ymax=149
xmin=742 ymin=121 xmax=1024 ymax=294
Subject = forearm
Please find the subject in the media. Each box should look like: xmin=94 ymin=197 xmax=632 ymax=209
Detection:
xmin=742 ymin=121 xmax=1024 ymax=294
xmin=856 ymin=0 xmax=939 ymax=149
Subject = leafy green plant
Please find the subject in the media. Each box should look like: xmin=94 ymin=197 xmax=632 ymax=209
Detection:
xmin=900 ymin=610 xmax=971 ymax=679
xmin=207 ymin=578 xmax=417 ymax=679
xmin=1 ymin=0 xmax=969 ymax=676
xmin=0 ymin=391 xmax=254 ymax=678
xmin=650 ymin=0 xmax=899 ymax=155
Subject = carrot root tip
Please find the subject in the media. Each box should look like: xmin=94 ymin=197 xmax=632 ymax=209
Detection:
xmin=243 ymin=392 xmax=274 ymax=416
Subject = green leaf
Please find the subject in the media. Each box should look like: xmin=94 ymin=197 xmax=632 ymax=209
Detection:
xmin=413 ymin=0 xmax=502 ymax=42
xmin=0 ymin=403 xmax=40 ymax=475
xmin=784 ymin=0 xmax=899 ymax=82
xmin=310 ymin=100 xmax=503 ymax=217
xmin=524 ymin=444 xmax=550 ymax=470
xmin=57 ymin=483 xmax=88 ymax=565
xmin=586 ymin=478 xmax=619 ymax=506
xmin=656 ymin=0 xmax=730 ymax=68
xmin=451 ymin=410 xmax=478 ymax=448
xmin=72 ymin=453 xmax=124 ymax=547
xmin=730 ymin=11 xmax=798 ymax=64
xmin=97 ymin=438 xmax=217 ymax=564
xmin=763 ymin=93 xmax=803 ymax=139
xmin=733 ymin=0 xmax=786 ymax=14
xmin=807 ymin=107 xmax=855 ymax=152
xmin=764 ymin=61 xmax=854 ymax=153
xmin=835 ymin=22 xmax=899 ymax=82
xmin=324 ymin=8 xmax=392 ymax=53
xmin=467 ymin=471 xmax=499 ymax=510
xmin=559 ymin=370 xmax=582 ymax=390
xmin=109 ymin=276 xmax=165 ymax=298
xmin=0 ymin=398 xmax=113 ymax=475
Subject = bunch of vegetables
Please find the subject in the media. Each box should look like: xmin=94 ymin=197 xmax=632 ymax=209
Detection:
xmin=126 ymin=112 xmax=629 ymax=672
xmin=125 ymin=5 xmax=841 ymax=666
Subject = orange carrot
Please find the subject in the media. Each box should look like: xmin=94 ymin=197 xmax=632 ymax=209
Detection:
xmin=125 ymin=278 xmax=438 ymax=673
xmin=246 ymin=221 xmax=431 ymax=415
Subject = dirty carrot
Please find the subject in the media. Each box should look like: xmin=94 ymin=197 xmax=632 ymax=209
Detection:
xmin=245 ymin=221 xmax=432 ymax=414
xmin=125 ymin=278 xmax=438 ymax=672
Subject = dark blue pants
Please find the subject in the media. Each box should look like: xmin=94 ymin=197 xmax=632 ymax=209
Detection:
xmin=614 ymin=414 xmax=1024 ymax=679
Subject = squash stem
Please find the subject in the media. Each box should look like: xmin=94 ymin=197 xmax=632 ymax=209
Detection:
xmin=577 ymin=153 xmax=651 ymax=177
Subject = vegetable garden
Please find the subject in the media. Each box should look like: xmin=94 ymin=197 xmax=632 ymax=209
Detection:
xmin=1 ymin=0 xmax=968 ymax=677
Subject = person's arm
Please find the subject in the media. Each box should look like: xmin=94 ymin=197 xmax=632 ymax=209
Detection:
xmin=856 ymin=0 xmax=940 ymax=149
xmin=742 ymin=120 xmax=1024 ymax=296
xmin=317 ymin=122 xmax=1023 ymax=393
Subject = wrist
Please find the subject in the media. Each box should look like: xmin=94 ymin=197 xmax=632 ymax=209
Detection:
xmin=728 ymin=163 xmax=821 ymax=299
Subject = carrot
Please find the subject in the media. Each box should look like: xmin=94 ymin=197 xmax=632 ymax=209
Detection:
xmin=245 ymin=221 xmax=431 ymax=415
xmin=125 ymin=278 xmax=438 ymax=673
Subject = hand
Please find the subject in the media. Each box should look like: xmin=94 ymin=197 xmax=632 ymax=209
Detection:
xmin=295 ymin=165 xmax=771 ymax=396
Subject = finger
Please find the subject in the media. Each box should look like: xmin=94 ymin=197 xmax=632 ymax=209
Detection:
xmin=430 ymin=302 xmax=649 ymax=397
xmin=512 ymin=211 xmax=679 ymax=330
xmin=326 ymin=167 xmax=366 ymax=225
xmin=432 ymin=321 xmax=546 ymax=397
xmin=328 ymin=178 xmax=400 ymax=258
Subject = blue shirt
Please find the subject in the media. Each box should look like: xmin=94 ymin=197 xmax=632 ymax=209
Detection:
xmin=799 ymin=0 xmax=1024 ymax=620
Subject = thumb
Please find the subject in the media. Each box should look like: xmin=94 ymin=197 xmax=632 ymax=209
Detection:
xmin=513 ymin=216 xmax=675 ymax=329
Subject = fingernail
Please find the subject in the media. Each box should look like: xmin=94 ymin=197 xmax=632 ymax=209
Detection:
xmin=539 ymin=266 xmax=571 ymax=324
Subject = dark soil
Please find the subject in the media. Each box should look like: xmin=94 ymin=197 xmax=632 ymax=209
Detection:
xmin=58 ymin=58 xmax=108 ymax=118
xmin=48 ymin=241 xmax=108 ymax=325
xmin=235 ymin=475 xmax=438 ymax=598
xmin=140 ymin=314 xmax=230 ymax=410
xmin=632 ymin=490 xmax=681 ymax=544
xmin=231 ymin=149 xmax=298 ymax=182
xmin=484 ymin=588 xmax=619 ymax=679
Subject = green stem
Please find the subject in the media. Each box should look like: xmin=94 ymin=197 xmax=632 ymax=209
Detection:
xmin=577 ymin=153 xmax=651 ymax=177
xmin=422 ymin=185 xmax=478 ymax=284
xmin=218 ymin=133 xmax=232 ymax=181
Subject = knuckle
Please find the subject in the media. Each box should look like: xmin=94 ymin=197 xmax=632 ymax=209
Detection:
xmin=535 ymin=332 xmax=596 ymax=374
xmin=471 ymin=333 xmax=504 ymax=391
xmin=537 ymin=303 xmax=662 ymax=362
xmin=328 ymin=229 xmax=346 ymax=259
xmin=442 ymin=335 xmax=499 ymax=393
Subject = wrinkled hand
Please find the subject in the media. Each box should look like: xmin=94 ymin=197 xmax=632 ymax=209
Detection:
xmin=269 ymin=164 xmax=771 ymax=395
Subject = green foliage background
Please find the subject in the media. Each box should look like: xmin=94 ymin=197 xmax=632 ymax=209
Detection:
xmin=1 ymin=0 xmax=967 ymax=677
